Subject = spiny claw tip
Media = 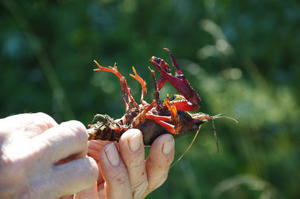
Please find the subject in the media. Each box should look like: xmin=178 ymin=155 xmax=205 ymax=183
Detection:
xmin=148 ymin=66 xmax=154 ymax=73
xmin=93 ymin=60 xmax=102 ymax=67
xmin=149 ymin=56 xmax=156 ymax=61
xmin=93 ymin=60 xmax=101 ymax=71
xmin=131 ymin=66 xmax=137 ymax=73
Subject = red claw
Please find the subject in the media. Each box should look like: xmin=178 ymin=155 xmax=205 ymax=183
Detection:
xmin=149 ymin=50 xmax=202 ymax=110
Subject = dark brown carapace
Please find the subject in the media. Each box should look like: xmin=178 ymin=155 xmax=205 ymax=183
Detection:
xmin=88 ymin=48 xmax=215 ymax=145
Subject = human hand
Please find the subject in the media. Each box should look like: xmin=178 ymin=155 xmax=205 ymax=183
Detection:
xmin=75 ymin=129 xmax=175 ymax=199
xmin=0 ymin=113 xmax=98 ymax=199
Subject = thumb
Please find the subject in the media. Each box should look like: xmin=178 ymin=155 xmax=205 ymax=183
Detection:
xmin=88 ymin=140 xmax=111 ymax=184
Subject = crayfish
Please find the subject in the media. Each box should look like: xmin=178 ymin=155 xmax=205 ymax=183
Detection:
xmin=88 ymin=48 xmax=217 ymax=145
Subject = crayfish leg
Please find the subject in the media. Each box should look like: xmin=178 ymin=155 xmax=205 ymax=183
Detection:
xmin=94 ymin=60 xmax=122 ymax=78
xmin=93 ymin=60 xmax=139 ymax=110
xmin=163 ymin=98 xmax=181 ymax=134
xmin=130 ymin=66 xmax=147 ymax=104
xmin=171 ymin=99 xmax=199 ymax=112
xmin=151 ymin=119 xmax=176 ymax=135
xmin=145 ymin=114 xmax=172 ymax=122
xmin=144 ymin=114 xmax=177 ymax=135
xmin=132 ymin=101 xmax=157 ymax=127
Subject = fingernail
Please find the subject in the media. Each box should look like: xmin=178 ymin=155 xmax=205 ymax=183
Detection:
xmin=129 ymin=133 xmax=141 ymax=152
xmin=163 ymin=137 xmax=174 ymax=155
xmin=104 ymin=143 xmax=119 ymax=166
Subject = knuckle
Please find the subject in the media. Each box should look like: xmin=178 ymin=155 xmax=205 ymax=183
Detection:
xmin=109 ymin=170 xmax=129 ymax=186
xmin=128 ymin=158 xmax=144 ymax=170
xmin=34 ymin=112 xmax=51 ymax=119
xmin=34 ymin=112 xmax=54 ymax=122
xmin=132 ymin=181 xmax=148 ymax=199
xmin=63 ymin=120 xmax=88 ymax=143
xmin=33 ymin=112 xmax=57 ymax=129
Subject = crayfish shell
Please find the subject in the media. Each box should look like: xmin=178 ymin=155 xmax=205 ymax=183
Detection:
xmin=88 ymin=111 xmax=208 ymax=146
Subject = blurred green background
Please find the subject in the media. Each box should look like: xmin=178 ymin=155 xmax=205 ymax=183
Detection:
xmin=1 ymin=0 xmax=299 ymax=198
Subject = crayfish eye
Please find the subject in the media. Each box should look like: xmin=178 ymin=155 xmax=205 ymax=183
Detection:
xmin=154 ymin=57 xmax=161 ymax=64
xmin=169 ymin=95 xmax=176 ymax=101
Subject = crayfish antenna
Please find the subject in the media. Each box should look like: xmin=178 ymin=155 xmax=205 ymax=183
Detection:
xmin=171 ymin=125 xmax=203 ymax=168
xmin=172 ymin=113 xmax=238 ymax=166
xmin=210 ymin=114 xmax=238 ymax=152
xmin=211 ymin=119 xmax=220 ymax=153
xmin=212 ymin=114 xmax=239 ymax=124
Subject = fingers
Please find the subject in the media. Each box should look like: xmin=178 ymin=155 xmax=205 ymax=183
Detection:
xmin=98 ymin=143 xmax=132 ymax=199
xmin=23 ymin=112 xmax=58 ymax=135
xmin=87 ymin=140 xmax=110 ymax=184
xmin=52 ymin=157 xmax=98 ymax=197
xmin=0 ymin=112 xmax=58 ymax=137
xmin=119 ymin=129 xmax=148 ymax=199
xmin=77 ymin=130 xmax=173 ymax=199
xmin=88 ymin=140 xmax=110 ymax=162
xmin=145 ymin=134 xmax=174 ymax=195
xmin=32 ymin=120 xmax=89 ymax=164
xmin=0 ymin=113 xmax=101 ymax=199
